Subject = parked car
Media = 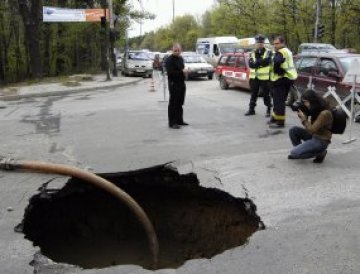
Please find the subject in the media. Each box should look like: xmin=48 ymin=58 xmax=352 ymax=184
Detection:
xmin=214 ymin=52 xmax=251 ymax=90
xmin=116 ymin=55 xmax=123 ymax=70
xmin=153 ymin=53 xmax=167 ymax=71
xmin=182 ymin=53 xmax=214 ymax=80
xmin=297 ymin=43 xmax=337 ymax=54
xmin=290 ymin=52 xmax=360 ymax=105
xmin=121 ymin=50 xmax=153 ymax=78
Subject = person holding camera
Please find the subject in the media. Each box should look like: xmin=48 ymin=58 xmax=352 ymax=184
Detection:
xmin=268 ymin=36 xmax=298 ymax=128
xmin=244 ymin=34 xmax=272 ymax=117
xmin=288 ymin=89 xmax=333 ymax=163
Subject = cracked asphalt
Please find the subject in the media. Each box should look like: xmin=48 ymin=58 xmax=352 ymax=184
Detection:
xmin=1 ymin=73 xmax=360 ymax=274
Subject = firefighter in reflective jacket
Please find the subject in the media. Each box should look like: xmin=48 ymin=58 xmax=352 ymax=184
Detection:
xmin=245 ymin=34 xmax=273 ymax=117
xmin=268 ymin=35 xmax=298 ymax=128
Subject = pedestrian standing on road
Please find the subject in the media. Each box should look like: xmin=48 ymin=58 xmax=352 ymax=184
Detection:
xmin=288 ymin=89 xmax=333 ymax=163
xmin=268 ymin=36 xmax=298 ymax=128
xmin=165 ymin=43 xmax=189 ymax=129
xmin=245 ymin=34 xmax=273 ymax=117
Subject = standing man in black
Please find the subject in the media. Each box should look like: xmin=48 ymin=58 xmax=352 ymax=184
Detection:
xmin=165 ymin=43 xmax=189 ymax=129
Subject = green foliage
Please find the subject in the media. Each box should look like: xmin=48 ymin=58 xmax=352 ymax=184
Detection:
xmin=0 ymin=0 xmax=149 ymax=84
xmin=129 ymin=0 xmax=360 ymax=55
xmin=2 ymin=0 xmax=360 ymax=85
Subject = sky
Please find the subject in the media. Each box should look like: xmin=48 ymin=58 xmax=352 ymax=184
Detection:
xmin=128 ymin=0 xmax=217 ymax=38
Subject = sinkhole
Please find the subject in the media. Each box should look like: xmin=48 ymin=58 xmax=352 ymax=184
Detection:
xmin=16 ymin=165 xmax=264 ymax=270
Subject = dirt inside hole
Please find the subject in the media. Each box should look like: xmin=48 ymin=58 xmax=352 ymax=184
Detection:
xmin=17 ymin=165 xmax=264 ymax=270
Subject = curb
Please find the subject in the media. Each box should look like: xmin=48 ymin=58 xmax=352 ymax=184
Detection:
xmin=0 ymin=78 xmax=143 ymax=101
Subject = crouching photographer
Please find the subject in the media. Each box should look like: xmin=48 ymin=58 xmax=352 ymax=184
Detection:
xmin=288 ymin=89 xmax=333 ymax=163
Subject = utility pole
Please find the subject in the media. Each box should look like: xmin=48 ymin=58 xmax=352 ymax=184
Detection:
xmin=102 ymin=0 xmax=111 ymax=81
xmin=173 ymin=0 xmax=175 ymax=23
xmin=138 ymin=0 xmax=144 ymax=36
xmin=109 ymin=0 xmax=117 ymax=76
xmin=314 ymin=0 xmax=321 ymax=42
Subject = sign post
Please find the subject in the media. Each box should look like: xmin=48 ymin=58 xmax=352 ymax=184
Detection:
xmin=43 ymin=6 xmax=111 ymax=81
xmin=341 ymin=59 xmax=360 ymax=144
xmin=157 ymin=70 xmax=168 ymax=102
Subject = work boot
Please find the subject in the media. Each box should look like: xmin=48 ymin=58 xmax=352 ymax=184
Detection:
xmin=267 ymin=117 xmax=276 ymax=125
xmin=265 ymin=107 xmax=271 ymax=117
xmin=269 ymin=121 xmax=285 ymax=128
xmin=245 ymin=109 xmax=255 ymax=116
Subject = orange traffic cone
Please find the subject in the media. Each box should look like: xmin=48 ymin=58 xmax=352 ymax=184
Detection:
xmin=149 ymin=74 xmax=156 ymax=92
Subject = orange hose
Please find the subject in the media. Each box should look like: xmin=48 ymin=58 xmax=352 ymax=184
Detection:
xmin=11 ymin=160 xmax=159 ymax=268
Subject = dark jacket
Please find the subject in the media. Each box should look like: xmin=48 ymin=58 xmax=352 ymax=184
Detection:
xmin=272 ymin=48 xmax=286 ymax=76
xmin=249 ymin=48 xmax=272 ymax=69
xmin=165 ymin=54 xmax=185 ymax=83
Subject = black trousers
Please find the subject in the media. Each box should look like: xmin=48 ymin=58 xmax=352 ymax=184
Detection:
xmin=271 ymin=78 xmax=293 ymax=122
xmin=168 ymin=81 xmax=186 ymax=126
xmin=249 ymin=79 xmax=271 ymax=109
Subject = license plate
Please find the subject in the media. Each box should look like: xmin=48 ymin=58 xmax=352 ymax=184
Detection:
xmin=198 ymin=70 xmax=207 ymax=73
xmin=136 ymin=69 xmax=145 ymax=72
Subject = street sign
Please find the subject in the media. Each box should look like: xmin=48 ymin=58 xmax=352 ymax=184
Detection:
xmin=43 ymin=6 xmax=108 ymax=22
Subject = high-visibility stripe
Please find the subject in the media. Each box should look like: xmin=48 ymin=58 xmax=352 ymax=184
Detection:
xmin=272 ymin=113 xmax=286 ymax=120
xmin=249 ymin=49 xmax=272 ymax=80
xmin=255 ymin=72 xmax=269 ymax=76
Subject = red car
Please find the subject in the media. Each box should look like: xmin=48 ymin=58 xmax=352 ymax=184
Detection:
xmin=215 ymin=52 xmax=251 ymax=90
xmin=293 ymin=52 xmax=360 ymax=101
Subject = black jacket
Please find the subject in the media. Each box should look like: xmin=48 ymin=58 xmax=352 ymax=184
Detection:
xmin=165 ymin=54 xmax=185 ymax=83
xmin=249 ymin=48 xmax=272 ymax=69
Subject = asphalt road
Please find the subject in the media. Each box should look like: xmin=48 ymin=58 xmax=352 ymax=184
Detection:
xmin=1 ymin=76 xmax=360 ymax=274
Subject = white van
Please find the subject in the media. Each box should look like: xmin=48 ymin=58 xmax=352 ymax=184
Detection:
xmin=238 ymin=37 xmax=272 ymax=52
xmin=196 ymin=36 xmax=239 ymax=66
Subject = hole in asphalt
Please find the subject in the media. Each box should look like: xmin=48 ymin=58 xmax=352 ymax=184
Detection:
xmin=16 ymin=165 xmax=264 ymax=270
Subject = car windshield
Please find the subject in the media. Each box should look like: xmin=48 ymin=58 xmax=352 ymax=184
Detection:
xmin=183 ymin=55 xmax=207 ymax=63
xmin=128 ymin=52 xmax=150 ymax=61
xmin=219 ymin=43 xmax=241 ymax=54
xmin=339 ymin=57 xmax=360 ymax=73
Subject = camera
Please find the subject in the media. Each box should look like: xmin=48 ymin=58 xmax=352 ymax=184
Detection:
xmin=291 ymin=101 xmax=308 ymax=113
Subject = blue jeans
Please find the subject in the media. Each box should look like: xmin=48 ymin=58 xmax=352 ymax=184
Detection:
xmin=289 ymin=126 xmax=329 ymax=159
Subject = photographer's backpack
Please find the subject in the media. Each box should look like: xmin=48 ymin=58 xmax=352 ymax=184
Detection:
xmin=330 ymin=107 xmax=347 ymax=134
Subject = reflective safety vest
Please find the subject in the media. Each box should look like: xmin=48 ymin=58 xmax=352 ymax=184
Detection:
xmin=249 ymin=49 xmax=272 ymax=81
xmin=270 ymin=47 xmax=298 ymax=82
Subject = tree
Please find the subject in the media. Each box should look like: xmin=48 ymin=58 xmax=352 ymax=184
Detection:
xmin=18 ymin=0 xmax=43 ymax=78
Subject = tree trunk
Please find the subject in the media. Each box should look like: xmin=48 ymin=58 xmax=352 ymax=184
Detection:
xmin=18 ymin=0 xmax=43 ymax=79
xmin=43 ymin=23 xmax=51 ymax=76
xmin=282 ymin=0 xmax=288 ymax=43
xmin=330 ymin=0 xmax=336 ymax=45
xmin=0 ymin=10 xmax=6 ymax=85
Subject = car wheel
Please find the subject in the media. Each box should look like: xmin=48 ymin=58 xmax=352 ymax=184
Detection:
xmin=208 ymin=73 xmax=213 ymax=80
xmin=220 ymin=76 xmax=229 ymax=90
